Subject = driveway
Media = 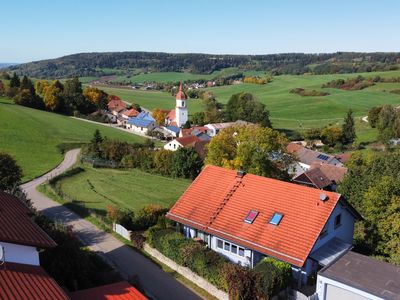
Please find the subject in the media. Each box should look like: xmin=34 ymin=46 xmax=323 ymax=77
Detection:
xmin=21 ymin=149 xmax=201 ymax=300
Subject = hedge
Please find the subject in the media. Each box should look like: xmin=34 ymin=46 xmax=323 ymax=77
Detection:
xmin=146 ymin=226 xmax=292 ymax=297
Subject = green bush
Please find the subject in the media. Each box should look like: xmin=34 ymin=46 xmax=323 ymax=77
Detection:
xmin=253 ymin=257 xmax=292 ymax=298
xmin=132 ymin=205 xmax=169 ymax=230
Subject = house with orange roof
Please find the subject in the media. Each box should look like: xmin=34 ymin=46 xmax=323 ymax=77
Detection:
xmin=0 ymin=190 xmax=147 ymax=300
xmin=166 ymin=166 xmax=362 ymax=285
xmin=107 ymin=99 xmax=127 ymax=116
xmin=164 ymin=135 xmax=204 ymax=151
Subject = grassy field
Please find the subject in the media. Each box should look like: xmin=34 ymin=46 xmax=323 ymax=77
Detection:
xmin=0 ymin=97 xmax=147 ymax=181
xmin=95 ymin=70 xmax=400 ymax=142
xmin=54 ymin=166 xmax=191 ymax=214
xmin=109 ymin=68 xmax=267 ymax=84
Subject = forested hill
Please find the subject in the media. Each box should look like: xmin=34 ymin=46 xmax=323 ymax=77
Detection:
xmin=8 ymin=51 xmax=400 ymax=79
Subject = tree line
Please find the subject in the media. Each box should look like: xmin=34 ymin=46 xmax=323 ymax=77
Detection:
xmin=7 ymin=51 xmax=400 ymax=78
xmin=0 ymin=73 xmax=113 ymax=115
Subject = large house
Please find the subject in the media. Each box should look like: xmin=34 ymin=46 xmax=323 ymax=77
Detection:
xmin=166 ymin=165 xmax=361 ymax=286
xmin=316 ymin=251 xmax=400 ymax=300
xmin=287 ymin=142 xmax=343 ymax=172
xmin=164 ymin=135 xmax=203 ymax=151
xmin=0 ymin=190 xmax=147 ymax=300
xmin=166 ymin=83 xmax=188 ymax=127
xmin=107 ymin=99 xmax=127 ymax=116
xmin=126 ymin=111 xmax=156 ymax=134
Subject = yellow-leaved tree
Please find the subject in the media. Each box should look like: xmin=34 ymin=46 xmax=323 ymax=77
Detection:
xmin=205 ymin=125 xmax=291 ymax=180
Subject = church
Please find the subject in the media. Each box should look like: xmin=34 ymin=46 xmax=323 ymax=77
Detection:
xmin=166 ymin=83 xmax=188 ymax=127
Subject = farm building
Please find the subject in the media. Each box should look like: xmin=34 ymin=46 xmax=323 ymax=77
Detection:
xmin=126 ymin=112 xmax=156 ymax=134
xmin=316 ymin=251 xmax=400 ymax=300
xmin=166 ymin=165 xmax=362 ymax=286
xmin=107 ymin=99 xmax=127 ymax=116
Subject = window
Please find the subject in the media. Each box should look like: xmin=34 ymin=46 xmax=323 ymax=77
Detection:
xmin=217 ymin=239 xmax=223 ymax=249
xmin=224 ymin=241 xmax=230 ymax=251
xmin=238 ymin=247 xmax=245 ymax=257
xmin=181 ymin=101 xmax=184 ymax=107
xmin=334 ymin=214 xmax=342 ymax=228
xmin=320 ymin=223 xmax=328 ymax=238
xmin=244 ymin=210 xmax=259 ymax=224
xmin=231 ymin=245 xmax=238 ymax=254
xmin=269 ymin=213 xmax=283 ymax=225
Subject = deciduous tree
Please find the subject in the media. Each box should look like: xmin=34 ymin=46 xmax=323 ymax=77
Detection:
xmin=205 ymin=125 xmax=290 ymax=179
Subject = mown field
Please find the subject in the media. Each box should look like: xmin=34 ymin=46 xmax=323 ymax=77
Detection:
xmin=53 ymin=166 xmax=191 ymax=214
xmin=94 ymin=70 xmax=400 ymax=142
xmin=0 ymin=97 xmax=147 ymax=181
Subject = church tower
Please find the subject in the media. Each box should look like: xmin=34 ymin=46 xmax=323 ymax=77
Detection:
xmin=175 ymin=82 xmax=188 ymax=127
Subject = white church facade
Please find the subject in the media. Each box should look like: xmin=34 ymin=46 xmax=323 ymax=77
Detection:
xmin=166 ymin=83 xmax=188 ymax=127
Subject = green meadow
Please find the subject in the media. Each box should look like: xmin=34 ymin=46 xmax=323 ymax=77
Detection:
xmin=0 ymin=97 xmax=147 ymax=181
xmin=52 ymin=165 xmax=191 ymax=214
xmin=95 ymin=70 xmax=400 ymax=142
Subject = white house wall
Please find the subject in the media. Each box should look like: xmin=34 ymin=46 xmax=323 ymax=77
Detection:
xmin=312 ymin=203 xmax=355 ymax=252
xmin=1 ymin=242 xmax=40 ymax=266
xmin=164 ymin=140 xmax=182 ymax=151
xmin=210 ymin=236 xmax=252 ymax=267
xmin=316 ymin=274 xmax=382 ymax=300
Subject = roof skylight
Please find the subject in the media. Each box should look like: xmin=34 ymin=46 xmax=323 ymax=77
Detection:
xmin=244 ymin=210 xmax=259 ymax=224
xmin=269 ymin=213 xmax=283 ymax=225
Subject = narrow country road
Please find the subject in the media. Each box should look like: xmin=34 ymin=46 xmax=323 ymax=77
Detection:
xmin=21 ymin=149 xmax=201 ymax=300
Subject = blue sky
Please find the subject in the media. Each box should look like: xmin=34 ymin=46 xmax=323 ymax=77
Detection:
xmin=2 ymin=0 xmax=400 ymax=62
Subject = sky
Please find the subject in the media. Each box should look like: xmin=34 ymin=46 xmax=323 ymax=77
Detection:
xmin=2 ymin=0 xmax=400 ymax=63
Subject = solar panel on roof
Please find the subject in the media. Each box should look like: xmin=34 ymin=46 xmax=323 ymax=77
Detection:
xmin=244 ymin=210 xmax=259 ymax=224
xmin=269 ymin=212 xmax=283 ymax=225
xmin=317 ymin=154 xmax=329 ymax=161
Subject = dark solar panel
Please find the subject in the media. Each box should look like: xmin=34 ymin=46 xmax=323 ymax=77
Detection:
xmin=317 ymin=154 xmax=329 ymax=161
xmin=244 ymin=210 xmax=259 ymax=224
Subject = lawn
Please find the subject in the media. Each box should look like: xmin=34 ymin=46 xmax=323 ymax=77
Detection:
xmin=0 ymin=97 xmax=148 ymax=181
xmin=54 ymin=166 xmax=191 ymax=214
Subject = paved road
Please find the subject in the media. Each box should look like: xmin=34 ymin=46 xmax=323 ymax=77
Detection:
xmin=21 ymin=149 xmax=201 ymax=300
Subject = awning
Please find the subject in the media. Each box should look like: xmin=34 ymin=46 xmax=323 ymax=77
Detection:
xmin=310 ymin=237 xmax=351 ymax=266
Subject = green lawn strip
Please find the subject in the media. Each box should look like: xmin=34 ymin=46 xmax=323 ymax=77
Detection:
xmin=0 ymin=98 xmax=148 ymax=181
xmin=52 ymin=165 xmax=191 ymax=214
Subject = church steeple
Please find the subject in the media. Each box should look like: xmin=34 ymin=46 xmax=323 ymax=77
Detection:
xmin=175 ymin=82 xmax=188 ymax=127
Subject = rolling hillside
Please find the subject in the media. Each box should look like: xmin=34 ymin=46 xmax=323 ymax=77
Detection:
xmin=0 ymin=97 xmax=147 ymax=181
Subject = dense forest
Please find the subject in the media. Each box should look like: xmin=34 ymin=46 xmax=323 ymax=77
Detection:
xmin=8 ymin=52 xmax=400 ymax=78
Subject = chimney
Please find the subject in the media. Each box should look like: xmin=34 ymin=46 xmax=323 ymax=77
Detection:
xmin=320 ymin=193 xmax=328 ymax=201
xmin=237 ymin=169 xmax=246 ymax=178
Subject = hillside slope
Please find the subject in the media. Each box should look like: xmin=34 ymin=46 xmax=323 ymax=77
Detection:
xmin=8 ymin=51 xmax=400 ymax=78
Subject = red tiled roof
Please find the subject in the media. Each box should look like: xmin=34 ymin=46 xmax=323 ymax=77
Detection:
xmin=335 ymin=152 xmax=352 ymax=164
xmin=167 ymin=165 xmax=342 ymax=267
xmin=108 ymin=99 xmax=126 ymax=112
xmin=0 ymin=191 xmax=57 ymax=248
xmin=70 ymin=281 xmax=147 ymax=300
xmin=0 ymin=262 xmax=69 ymax=300
xmin=181 ymin=126 xmax=208 ymax=137
xmin=167 ymin=109 xmax=175 ymax=121
xmin=122 ymin=108 xmax=140 ymax=117
xmin=175 ymin=82 xmax=187 ymax=100
xmin=310 ymin=163 xmax=348 ymax=183
xmin=175 ymin=135 xmax=201 ymax=147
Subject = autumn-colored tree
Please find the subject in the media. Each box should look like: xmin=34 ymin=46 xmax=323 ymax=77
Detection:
xmin=83 ymin=86 xmax=108 ymax=109
xmin=321 ymin=126 xmax=343 ymax=146
xmin=205 ymin=125 xmax=290 ymax=180
xmin=35 ymin=80 xmax=50 ymax=96
xmin=44 ymin=84 xmax=63 ymax=111
xmin=152 ymin=108 xmax=167 ymax=126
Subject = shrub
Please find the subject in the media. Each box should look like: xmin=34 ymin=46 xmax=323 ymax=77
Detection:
xmin=253 ymin=257 xmax=292 ymax=298
xmin=130 ymin=231 xmax=145 ymax=249
xmin=132 ymin=205 xmax=169 ymax=230
xmin=106 ymin=205 xmax=134 ymax=228
xmin=223 ymin=263 xmax=257 ymax=300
